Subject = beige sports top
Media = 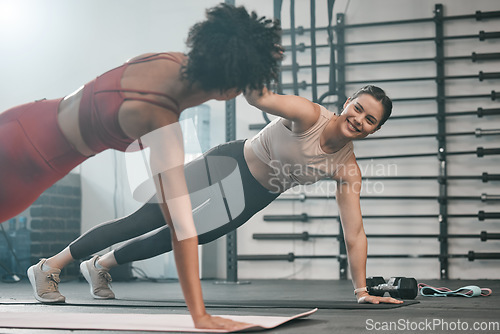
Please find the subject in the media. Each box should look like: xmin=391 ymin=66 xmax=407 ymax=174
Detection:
xmin=248 ymin=104 xmax=354 ymax=193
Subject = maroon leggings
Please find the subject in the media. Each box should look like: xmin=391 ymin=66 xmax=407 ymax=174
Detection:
xmin=0 ymin=99 xmax=87 ymax=222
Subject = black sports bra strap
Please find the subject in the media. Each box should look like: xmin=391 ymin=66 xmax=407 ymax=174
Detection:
xmin=122 ymin=97 xmax=180 ymax=114
xmin=95 ymin=89 xmax=180 ymax=111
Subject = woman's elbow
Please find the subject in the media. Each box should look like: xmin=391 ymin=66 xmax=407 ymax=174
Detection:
xmin=345 ymin=230 xmax=367 ymax=249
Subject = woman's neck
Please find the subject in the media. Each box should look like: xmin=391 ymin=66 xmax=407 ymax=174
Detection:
xmin=320 ymin=115 xmax=350 ymax=154
xmin=175 ymin=81 xmax=214 ymax=111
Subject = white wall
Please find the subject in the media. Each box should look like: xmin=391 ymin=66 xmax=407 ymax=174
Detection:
xmin=1 ymin=0 xmax=498 ymax=280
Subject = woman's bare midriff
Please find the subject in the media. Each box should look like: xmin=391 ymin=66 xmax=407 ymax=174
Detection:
xmin=57 ymin=87 xmax=97 ymax=157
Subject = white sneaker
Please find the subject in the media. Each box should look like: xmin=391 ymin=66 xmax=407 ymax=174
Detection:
xmin=80 ymin=255 xmax=115 ymax=299
xmin=27 ymin=259 xmax=66 ymax=303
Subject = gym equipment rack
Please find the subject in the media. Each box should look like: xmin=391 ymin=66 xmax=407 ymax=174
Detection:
xmin=231 ymin=2 xmax=500 ymax=281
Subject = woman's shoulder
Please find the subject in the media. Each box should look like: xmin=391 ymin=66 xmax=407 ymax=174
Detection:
xmin=127 ymin=53 xmax=156 ymax=62
xmin=166 ymin=52 xmax=188 ymax=62
xmin=292 ymin=103 xmax=331 ymax=136
xmin=127 ymin=52 xmax=187 ymax=63
xmin=332 ymin=152 xmax=360 ymax=182
xmin=317 ymin=103 xmax=337 ymax=118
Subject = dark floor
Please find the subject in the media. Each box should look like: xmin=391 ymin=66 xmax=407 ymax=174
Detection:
xmin=0 ymin=278 xmax=499 ymax=333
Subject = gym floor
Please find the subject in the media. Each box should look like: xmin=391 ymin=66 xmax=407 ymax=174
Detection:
xmin=0 ymin=278 xmax=498 ymax=333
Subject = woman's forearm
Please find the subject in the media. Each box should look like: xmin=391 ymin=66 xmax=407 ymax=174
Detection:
xmin=154 ymin=163 xmax=206 ymax=320
xmin=346 ymin=233 xmax=368 ymax=291
xmin=147 ymin=122 xmax=207 ymax=321
xmin=168 ymin=224 xmax=207 ymax=319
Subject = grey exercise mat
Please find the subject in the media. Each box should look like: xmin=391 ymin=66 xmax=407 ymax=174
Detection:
xmin=145 ymin=299 xmax=420 ymax=309
xmin=1 ymin=298 xmax=419 ymax=309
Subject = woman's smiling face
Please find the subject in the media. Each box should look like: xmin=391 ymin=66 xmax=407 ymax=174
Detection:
xmin=339 ymin=93 xmax=384 ymax=139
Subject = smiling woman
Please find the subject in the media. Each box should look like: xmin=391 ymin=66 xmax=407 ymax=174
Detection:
xmin=243 ymin=85 xmax=392 ymax=193
xmin=342 ymin=95 xmax=383 ymax=137
xmin=348 ymin=85 xmax=393 ymax=129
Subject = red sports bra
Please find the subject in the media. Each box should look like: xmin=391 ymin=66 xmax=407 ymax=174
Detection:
xmin=78 ymin=53 xmax=183 ymax=153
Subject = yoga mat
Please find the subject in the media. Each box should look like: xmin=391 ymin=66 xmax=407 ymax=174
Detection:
xmin=0 ymin=308 xmax=317 ymax=333
xmin=116 ymin=298 xmax=420 ymax=309
xmin=0 ymin=299 xmax=419 ymax=309
xmin=188 ymin=299 xmax=420 ymax=309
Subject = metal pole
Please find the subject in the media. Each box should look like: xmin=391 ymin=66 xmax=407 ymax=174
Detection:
xmin=274 ymin=0 xmax=284 ymax=95
xmin=335 ymin=13 xmax=346 ymax=112
xmin=223 ymin=0 xmax=238 ymax=284
xmin=310 ymin=0 xmax=318 ymax=102
xmin=333 ymin=4 xmax=348 ymax=280
xmin=435 ymin=4 xmax=448 ymax=280
xmin=290 ymin=0 xmax=299 ymax=96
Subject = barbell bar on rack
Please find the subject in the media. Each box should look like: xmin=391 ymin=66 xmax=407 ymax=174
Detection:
xmin=388 ymin=107 xmax=500 ymax=121
xmin=345 ymin=52 xmax=500 ymax=67
xmin=361 ymin=173 xmax=500 ymax=183
xmin=344 ymin=71 xmax=500 ymax=85
xmin=322 ymin=91 xmax=500 ymax=103
xmin=236 ymin=174 xmax=500 ymax=185
xmin=356 ymin=146 xmax=500 ymax=160
xmin=391 ymin=90 xmax=500 ymax=102
xmin=263 ymin=211 xmax=500 ymax=222
xmin=283 ymin=72 xmax=500 ymax=87
xmin=276 ymin=193 xmax=500 ymax=202
xmin=237 ymin=251 xmax=500 ymax=262
xmin=281 ymin=53 xmax=500 ymax=72
xmin=248 ymin=108 xmax=500 ymax=131
xmin=364 ymin=128 xmax=500 ymax=141
xmin=252 ymin=231 xmax=500 ymax=241
xmin=342 ymin=30 xmax=500 ymax=47
xmin=281 ymin=10 xmax=500 ymax=35
xmin=281 ymin=31 xmax=500 ymax=52
xmin=281 ymin=76 xmax=500 ymax=101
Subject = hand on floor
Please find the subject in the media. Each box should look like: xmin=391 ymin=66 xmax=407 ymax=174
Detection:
xmin=194 ymin=314 xmax=251 ymax=331
xmin=357 ymin=292 xmax=404 ymax=304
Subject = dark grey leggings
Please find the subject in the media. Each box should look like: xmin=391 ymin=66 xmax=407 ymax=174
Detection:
xmin=69 ymin=140 xmax=279 ymax=264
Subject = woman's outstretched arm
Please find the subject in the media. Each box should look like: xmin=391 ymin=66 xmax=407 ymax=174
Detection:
xmin=334 ymin=154 xmax=403 ymax=305
xmin=147 ymin=120 xmax=249 ymax=330
xmin=244 ymin=87 xmax=319 ymax=133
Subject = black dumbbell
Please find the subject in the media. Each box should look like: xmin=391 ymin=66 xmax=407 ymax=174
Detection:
xmin=366 ymin=276 xmax=386 ymax=296
xmin=366 ymin=276 xmax=418 ymax=299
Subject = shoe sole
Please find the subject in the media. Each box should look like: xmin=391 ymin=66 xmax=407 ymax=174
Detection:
xmin=80 ymin=261 xmax=114 ymax=300
xmin=27 ymin=266 xmax=65 ymax=303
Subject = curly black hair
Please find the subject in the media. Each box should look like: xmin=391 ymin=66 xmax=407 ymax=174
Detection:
xmin=183 ymin=3 xmax=282 ymax=93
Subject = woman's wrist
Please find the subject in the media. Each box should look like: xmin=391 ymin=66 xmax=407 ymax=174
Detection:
xmin=192 ymin=312 xmax=211 ymax=323
xmin=354 ymin=286 xmax=369 ymax=304
xmin=356 ymin=291 xmax=370 ymax=303
xmin=354 ymin=286 xmax=368 ymax=295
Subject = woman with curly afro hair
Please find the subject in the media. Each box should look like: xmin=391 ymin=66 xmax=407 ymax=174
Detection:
xmin=184 ymin=3 xmax=282 ymax=93
xmin=1 ymin=3 xmax=281 ymax=331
